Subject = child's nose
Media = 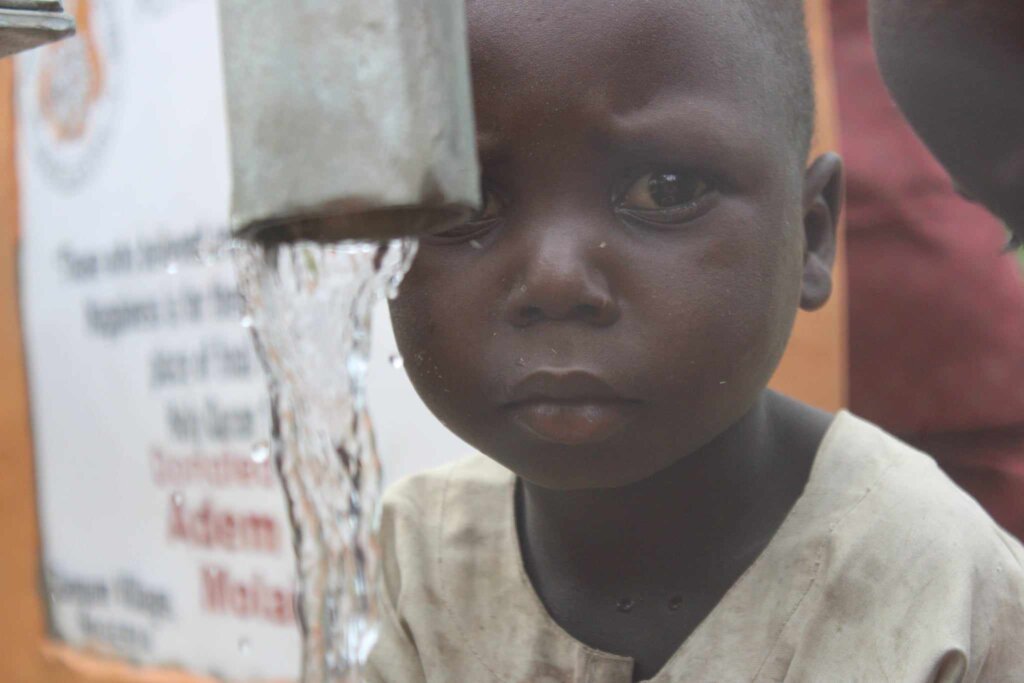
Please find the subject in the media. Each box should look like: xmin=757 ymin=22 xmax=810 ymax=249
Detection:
xmin=505 ymin=229 xmax=619 ymax=328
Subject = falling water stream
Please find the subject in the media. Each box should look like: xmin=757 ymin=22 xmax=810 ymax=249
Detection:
xmin=232 ymin=237 xmax=418 ymax=682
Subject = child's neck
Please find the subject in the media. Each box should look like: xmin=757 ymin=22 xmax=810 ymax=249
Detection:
xmin=515 ymin=391 xmax=829 ymax=672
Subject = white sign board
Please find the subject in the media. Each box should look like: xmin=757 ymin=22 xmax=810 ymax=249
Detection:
xmin=16 ymin=0 xmax=470 ymax=679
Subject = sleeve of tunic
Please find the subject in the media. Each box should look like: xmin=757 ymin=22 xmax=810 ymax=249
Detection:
xmin=969 ymin=528 xmax=1024 ymax=683
xmin=364 ymin=489 xmax=429 ymax=683
xmin=364 ymin=581 xmax=427 ymax=683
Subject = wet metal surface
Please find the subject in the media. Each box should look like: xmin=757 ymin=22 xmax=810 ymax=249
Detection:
xmin=218 ymin=0 xmax=480 ymax=243
xmin=0 ymin=0 xmax=73 ymax=58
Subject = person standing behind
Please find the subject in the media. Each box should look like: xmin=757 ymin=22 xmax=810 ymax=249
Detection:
xmin=868 ymin=0 xmax=1024 ymax=246
xmin=832 ymin=1 xmax=1024 ymax=539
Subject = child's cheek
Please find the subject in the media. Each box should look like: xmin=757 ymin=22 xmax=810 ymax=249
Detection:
xmin=662 ymin=216 xmax=800 ymax=392
xmin=387 ymin=253 xmax=492 ymax=423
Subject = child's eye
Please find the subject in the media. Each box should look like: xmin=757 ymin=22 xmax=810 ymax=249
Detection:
xmin=615 ymin=171 xmax=715 ymax=225
xmin=425 ymin=188 xmax=503 ymax=244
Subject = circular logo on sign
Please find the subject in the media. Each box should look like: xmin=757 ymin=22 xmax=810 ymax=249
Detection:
xmin=19 ymin=0 xmax=122 ymax=191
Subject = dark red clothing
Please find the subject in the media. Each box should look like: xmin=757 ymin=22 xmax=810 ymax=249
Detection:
xmin=831 ymin=0 xmax=1024 ymax=537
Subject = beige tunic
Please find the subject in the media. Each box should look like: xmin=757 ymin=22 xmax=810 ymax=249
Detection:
xmin=367 ymin=412 xmax=1024 ymax=682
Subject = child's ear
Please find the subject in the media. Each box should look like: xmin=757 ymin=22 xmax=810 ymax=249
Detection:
xmin=800 ymin=152 xmax=844 ymax=311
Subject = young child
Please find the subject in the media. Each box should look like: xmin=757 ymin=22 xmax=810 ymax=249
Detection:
xmin=369 ymin=1 xmax=1024 ymax=680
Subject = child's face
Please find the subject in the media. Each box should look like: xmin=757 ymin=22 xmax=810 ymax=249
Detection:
xmin=390 ymin=0 xmax=838 ymax=490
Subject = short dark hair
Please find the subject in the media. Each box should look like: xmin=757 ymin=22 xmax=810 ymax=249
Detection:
xmin=741 ymin=2 xmax=817 ymax=161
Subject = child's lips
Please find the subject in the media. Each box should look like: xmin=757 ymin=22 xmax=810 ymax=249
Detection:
xmin=510 ymin=399 xmax=637 ymax=446
xmin=504 ymin=370 xmax=641 ymax=445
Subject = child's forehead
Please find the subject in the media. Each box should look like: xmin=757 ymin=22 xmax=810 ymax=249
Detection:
xmin=467 ymin=0 xmax=769 ymax=131
xmin=467 ymin=0 xmax=746 ymax=44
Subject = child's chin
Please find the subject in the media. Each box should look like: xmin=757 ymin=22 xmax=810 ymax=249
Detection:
xmin=506 ymin=446 xmax=672 ymax=492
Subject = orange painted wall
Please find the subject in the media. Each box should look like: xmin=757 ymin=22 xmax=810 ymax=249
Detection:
xmin=0 ymin=2 xmax=843 ymax=680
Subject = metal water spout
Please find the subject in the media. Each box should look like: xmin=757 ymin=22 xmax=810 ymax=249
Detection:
xmin=218 ymin=3 xmax=480 ymax=680
xmin=218 ymin=0 xmax=480 ymax=244
xmin=0 ymin=1 xmax=75 ymax=58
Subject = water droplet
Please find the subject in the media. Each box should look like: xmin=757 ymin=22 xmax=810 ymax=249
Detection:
xmin=240 ymin=315 xmax=254 ymax=329
xmin=599 ymin=242 xmax=607 ymax=249
xmin=668 ymin=595 xmax=684 ymax=611
xmin=195 ymin=237 xmax=223 ymax=266
xmin=325 ymin=595 xmax=338 ymax=619
xmin=251 ymin=441 xmax=270 ymax=464
xmin=389 ymin=354 xmax=404 ymax=370
xmin=386 ymin=274 xmax=404 ymax=300
xmin=469 ymin=239 xmax=483 ymax=249
xmin=165 ymin=261 xmax=179 ymax=275
xmin=237 ymin=637 xmax=251 ymax=655
xmin=616 ymin=597 xmax=635 ymax=613
xmin=171 ymin=492 xmax=184 ymax=507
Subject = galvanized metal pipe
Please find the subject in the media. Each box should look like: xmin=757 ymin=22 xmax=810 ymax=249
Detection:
xmin=0 ymin=0 xmax=74 ymax=58
xmin=218 ymin=0 xmax=480 ymax=244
